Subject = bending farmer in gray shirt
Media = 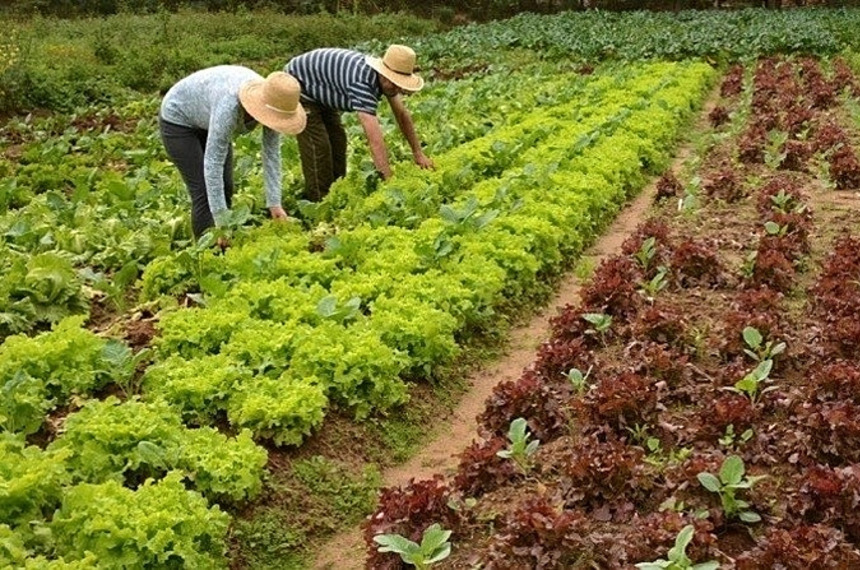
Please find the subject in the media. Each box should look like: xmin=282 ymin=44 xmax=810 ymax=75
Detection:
xmin=159 ymin=65 xmax=306 ymax=237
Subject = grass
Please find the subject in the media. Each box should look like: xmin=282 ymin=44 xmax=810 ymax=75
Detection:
xmin=0 ymin=9 xmax=441 ymax=114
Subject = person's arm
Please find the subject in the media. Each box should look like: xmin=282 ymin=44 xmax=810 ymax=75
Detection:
xmin=204 ymin=104 xmax=236 ymax=226
xmin=260 ymin=126 xmax=288 ymax=220
xmin=387 ymin=94 xmax=434 ymax=170
xmin=357 ymin=111 xmax=393 ymax=180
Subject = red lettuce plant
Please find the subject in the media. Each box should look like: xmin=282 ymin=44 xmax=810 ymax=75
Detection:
xmin=750 ymin=247 xmax=796 ymax=293
xmin=831 ymin=57 xmax=860 ymax=96
xmin=624 ymin=512 xmax=717 ymax=565
xmin=669 ymin=238 xmax=724 ymax=289
xmin=755 ymin=175 xmax=808 ymax=218
xmin=709 ymin=105 xmax=730 ymax=128
xmin=704 ymin=168 xmax=745 ymax=202
xmin=829 ymin=145 xmax=860 ymax=190
xmin=560 ymin=431 xmax=650 ymax=510
xmin=810 ymin=362 xmax=860 ymax=403
xmin=735 ymin=524 xmax=860 ymax=569
xmin=584 ymin=371 xmax=656 ymax=429
xmin=483 ymin=496 xmax=590 ymax=570
xmin=812 ymin=120 xmax=848 ymax=154
xmin=720 ymin=64 xmax=745 ymax=98
xmin=703 ymin=393 xmax=758 ymax=436
xmin=720 ymin=286 xmax=785 ymax=359
xmin=579 ymin=257 xmax=642 ymax=322
xmin=779 ymin=139 xmax=812 ymax=172
xmin=629 ymin=304 xmax=688 ymax=348
xmin=628 ymin=341 xmax=690 ymax=387
xmin=655 ymin=171 xmax=683 ymax=201
xmin=479 ymin=370 xmax=571 ymax=442
xmin=738 ymin=124 xmax=767 ymax=164
xmin=453 ymin=437 xmax=519 ymax=497
xmin=533 ymin=337 xmax=596 ymax=380
xmin=363 ymin=477 xmax=463 ymax=570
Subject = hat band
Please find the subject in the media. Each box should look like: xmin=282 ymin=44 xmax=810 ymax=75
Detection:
xmin=265 ymin=103 xmax=297 ymax=115
xmin=382 ymin=60 xmax=414 ymax=77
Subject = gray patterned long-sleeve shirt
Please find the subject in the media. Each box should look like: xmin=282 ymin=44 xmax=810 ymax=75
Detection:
xmin=160 ymin=65 xmax=282 ymax=223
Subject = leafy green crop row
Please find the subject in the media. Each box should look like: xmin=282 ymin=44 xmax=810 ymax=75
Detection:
xmin=141 ymin=61 xmax=714 ymax=449
xmin=406 ymin=8 xmax=860 ymax=67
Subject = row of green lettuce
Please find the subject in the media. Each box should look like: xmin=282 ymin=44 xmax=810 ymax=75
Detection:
xmin=0 ymin=60 xmax=715 ymax=566
xmin=0 ymin=59 xmax=579 ymax=339
xmin=2 ymin=60 xmax=680 ymax=440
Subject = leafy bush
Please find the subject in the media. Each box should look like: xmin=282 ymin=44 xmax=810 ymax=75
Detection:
xmin=51 ymin=472 xmax=230 ymax=568
xmin=0 ymin=252 xmax=89 ymax=338
xmin=49 ymin=397 xmax=267 ymax=501
xmin=0 ymin=434 xmax=70 ymax=530
xmin=226 ymin=372 xmax=328 ymax=446
xmin=0 ymin=316 xmax=129 ymax=435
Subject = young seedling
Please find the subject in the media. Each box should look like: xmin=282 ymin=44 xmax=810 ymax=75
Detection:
xmin=697 ymin=455 xmax=765 ymax=523
xmin=373 ymin=523 xmax=452 ymax=569
xmin=496 ymin=417 xmax=540 ymax=473
xmin=625 ymin=424 xmax=689 ymax=469
xmin=739 ymin=250 xmax=757 ymax=280
xmin=726 ymin=359 xmax=778 ymax=406
xmin=582 ymin=312 xmax=612 ymax=345
xmin=769 ymin=189 xmax=807 ymax=215
xmin=564 ymin=365 xmax=593 ymax=395
xmin=635 ymin=525 xmax=719 ymax=570
xmin=634 ymin=237 xmax=658 ymax=271
xmin=763 ymin=129 xmax=789 ymax=170
xmin=639 ymin=266 xmax=669 ymax=302
xmin=718 ymin=425 xmax=754 ymax=450
xmin=742 ymin=326 xmax=786 ymax=362
xmin=763 ymin=220 xmax=788 ymax=237
xmin=679 ymin=175 xmax=701 ymax=212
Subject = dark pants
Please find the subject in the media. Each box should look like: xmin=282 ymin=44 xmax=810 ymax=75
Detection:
xmin=159 ymin=117 xmax=234 ymax=238
xmin=296 ymin=102 xmax=347 ymax=202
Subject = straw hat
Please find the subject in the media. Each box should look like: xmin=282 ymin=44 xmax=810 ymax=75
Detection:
xmin=239 ymin=72 xmax=307 ymax=135
xmin=365 ymin=45 xmax=425 ymax=92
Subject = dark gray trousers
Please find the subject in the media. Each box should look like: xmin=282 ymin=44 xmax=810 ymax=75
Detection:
xmin=159 ymin=117 xmax=233 ymax=237
xmin=296 ymin=102 xmax=347 ymax=202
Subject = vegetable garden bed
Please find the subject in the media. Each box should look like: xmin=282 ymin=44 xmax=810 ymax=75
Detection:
xmin=364 ymin=55 xmax=860 ymax=569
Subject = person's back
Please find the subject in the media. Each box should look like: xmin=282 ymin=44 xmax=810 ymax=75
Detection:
xmin=161 ymin=65 xmax=260 ymax=131
xmin=287 ymin=48 xmax=381 ymax=115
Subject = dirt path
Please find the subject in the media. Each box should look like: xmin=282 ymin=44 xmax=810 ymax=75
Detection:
xmin=311 ymin=181 xmax=662 ymax=570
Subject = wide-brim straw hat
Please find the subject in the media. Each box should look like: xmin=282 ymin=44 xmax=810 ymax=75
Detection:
xmin=239 ymin=71 xmax=307 ymax=135
xmin=365 ymin=44 xmax=424 ymax=92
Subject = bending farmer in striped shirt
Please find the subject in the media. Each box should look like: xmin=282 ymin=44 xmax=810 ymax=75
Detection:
xmin=286 ymin=44 xmax=435 ymax=201
xmin=159 ymin=66 xmax=306 ymax=238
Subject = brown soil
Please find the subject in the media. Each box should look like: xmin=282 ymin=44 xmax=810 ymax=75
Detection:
xmin=311 ymin=165 xmax=665 ymax=570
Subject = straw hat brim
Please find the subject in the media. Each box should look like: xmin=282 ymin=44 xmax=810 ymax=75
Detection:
xmin=365 ymin=55 xmax=424 ymax=92
xmin=238 ymin=79 xmax=307 ymax=136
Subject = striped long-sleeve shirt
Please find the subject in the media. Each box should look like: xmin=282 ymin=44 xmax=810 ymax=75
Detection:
xmin=286 ymin=49 xmax=382 ymax=114
xmin=160 ymin=65 xmax=282 ymax=220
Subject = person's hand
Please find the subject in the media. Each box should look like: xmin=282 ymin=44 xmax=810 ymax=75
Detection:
xmin=269 ymin=205 xmax=289 ymax=221
xmin=414 ymin=152 xmax=435 ymax=170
